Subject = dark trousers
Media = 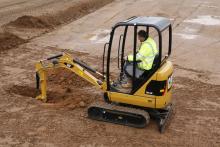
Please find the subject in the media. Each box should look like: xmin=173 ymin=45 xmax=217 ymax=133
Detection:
xmin=124 ymin=61 xmax=147 ymax=79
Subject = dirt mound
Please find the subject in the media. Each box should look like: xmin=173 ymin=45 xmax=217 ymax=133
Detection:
xmin=7 ymin=15 xmax=59 ymax=29
xmin=0 ymin=32 xmax=27 ymax=51
xmin=6 ymin=0 xmax=113 ymax=29
xmin=2 ymin=0 xmax=114 ymax=51
xmin=47 ymin=68 xmax=92 ymax=88
xmin=46 ymin=68 xmax=97 ymax=108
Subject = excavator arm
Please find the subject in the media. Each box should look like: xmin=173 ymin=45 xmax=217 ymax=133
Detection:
xmin=35 ymin=52 xmax=107 ymax=102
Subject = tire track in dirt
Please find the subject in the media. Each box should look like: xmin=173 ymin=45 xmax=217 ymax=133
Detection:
xmin=0 ymin=1 xmax=28 ymax=10
xmin=0 ymin=0 xmax=61 ymax=17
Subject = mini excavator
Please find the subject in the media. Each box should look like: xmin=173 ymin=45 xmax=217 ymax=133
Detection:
xmin=35 ymin=16 xmax=174 ymax=133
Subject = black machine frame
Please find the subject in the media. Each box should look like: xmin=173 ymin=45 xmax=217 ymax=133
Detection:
xmin=103 ymin=16 xmax=172 ymax=94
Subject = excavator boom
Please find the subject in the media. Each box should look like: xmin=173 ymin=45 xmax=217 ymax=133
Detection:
xmin=35 ymin=52 xmax=107 ymax=102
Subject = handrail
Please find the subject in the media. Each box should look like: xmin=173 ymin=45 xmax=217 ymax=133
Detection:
xmin=103 ymin=43 xmax=109 ymax=78
xmin=117 ymin=34 xmax=124 ymax=69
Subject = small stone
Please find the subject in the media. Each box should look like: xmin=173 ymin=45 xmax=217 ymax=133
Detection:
xmin=79 ymin=101 xmax=86 ymax=107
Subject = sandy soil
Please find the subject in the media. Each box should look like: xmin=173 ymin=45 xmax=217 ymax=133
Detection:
xmin=0 ymin=0 xmax=220 ymax=147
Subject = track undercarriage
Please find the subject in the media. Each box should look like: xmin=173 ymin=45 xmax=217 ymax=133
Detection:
xmin=88 ymin=101 xmax=174 ymax=133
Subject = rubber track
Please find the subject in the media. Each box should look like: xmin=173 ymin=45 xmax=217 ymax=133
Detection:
xmin=88 ymin=101 xmax=150 ymax=128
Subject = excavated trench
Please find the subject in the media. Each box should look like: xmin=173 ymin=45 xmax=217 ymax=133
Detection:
xmin=7 ymin=68 xmax=99 ymax=109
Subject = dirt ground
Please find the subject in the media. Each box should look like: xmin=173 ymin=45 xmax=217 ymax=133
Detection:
xmin=0 ymin=0 xmax=220 ymax=147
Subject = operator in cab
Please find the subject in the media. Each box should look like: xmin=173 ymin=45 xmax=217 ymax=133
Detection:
xmin=119 ymin=30 xmax=159 ymax=89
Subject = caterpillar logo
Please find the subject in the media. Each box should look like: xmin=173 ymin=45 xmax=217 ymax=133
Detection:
xmin=167 ymin=75 xmax=173 ymax=90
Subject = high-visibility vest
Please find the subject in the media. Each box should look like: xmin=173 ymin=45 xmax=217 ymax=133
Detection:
xmin=128 ymin=37 xmax=158 ymax=70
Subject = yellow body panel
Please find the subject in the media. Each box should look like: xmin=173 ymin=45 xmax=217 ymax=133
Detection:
xmin=35 ymin=53 xmax=106 ymax=102
xmin=156 ymin=61 xmax=173 ymax=81
xmin=109 ymin=92 xmax=156 ymax=108
xmin=109 ymin=60 xmax=173 ymax=109
xmin=155 ymin=61 xmax=173 ymax=108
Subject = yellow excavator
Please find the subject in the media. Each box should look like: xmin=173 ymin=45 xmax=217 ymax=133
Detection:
xmin=35 ymin=16 xmax=174 ymax=133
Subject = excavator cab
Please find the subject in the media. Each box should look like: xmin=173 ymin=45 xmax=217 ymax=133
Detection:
xmin=102 ymin=17 xmax=172 ymax=94
xmin=35 ymin=16 xmax=174 ymax=133
xmin=102 ymin=16 xmax=173 ymax=102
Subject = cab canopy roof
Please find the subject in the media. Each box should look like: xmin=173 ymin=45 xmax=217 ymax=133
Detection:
xmin=115 ymin=16 xmax=171 ymax=31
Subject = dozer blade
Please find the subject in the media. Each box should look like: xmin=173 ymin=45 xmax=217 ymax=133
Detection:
xmin=88 ymin=101 xmax=150 ymax=128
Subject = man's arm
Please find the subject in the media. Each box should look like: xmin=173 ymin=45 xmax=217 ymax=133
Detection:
xmin=127 ymin=43 xmax=147 ymax=62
